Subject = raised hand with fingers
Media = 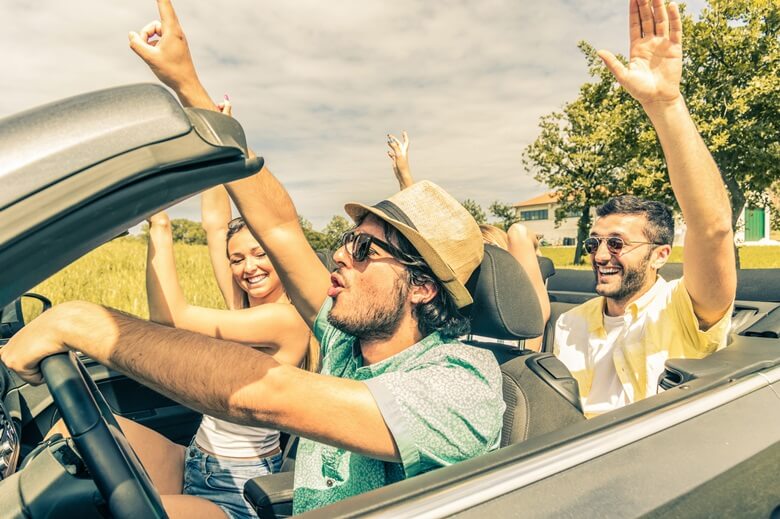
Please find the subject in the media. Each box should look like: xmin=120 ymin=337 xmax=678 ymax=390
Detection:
xmin=128 ymin=0 xmax=212 ymax=109
xmin=597 ymin=0 xmax=683 ymax=107
xmin=387 ymin=131 xmax=414 ymax=190
xmin=216 ymin=95 xmax=232 ymax=117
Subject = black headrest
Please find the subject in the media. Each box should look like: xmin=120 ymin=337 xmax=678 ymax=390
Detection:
xmin=538 ymin=256 xmax=556 ymax=282
xmin=464 ymin=244 xmax=544 ymax=340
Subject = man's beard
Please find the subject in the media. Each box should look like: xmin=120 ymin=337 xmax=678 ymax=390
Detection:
xmin=327 ymin=275 xmax=409 ymax=341
xmin=595 ymin=250 xmax=653 ymax=304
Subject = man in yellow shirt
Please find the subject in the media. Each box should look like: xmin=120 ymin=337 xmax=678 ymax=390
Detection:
xmin=553 ymin=0 xmax=737 ymax=418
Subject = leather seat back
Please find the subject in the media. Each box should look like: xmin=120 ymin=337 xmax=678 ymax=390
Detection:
xmin=500 ymin=352 xmax=585 ymax=446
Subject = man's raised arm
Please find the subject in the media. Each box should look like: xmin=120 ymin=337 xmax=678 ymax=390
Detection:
xmin=225 ymin=169 xmax=330 ymax=326
xmin=598 ymin=0 xmax=736 ymax=326
xmin=129 ymin=0 xmax=330 ymax=326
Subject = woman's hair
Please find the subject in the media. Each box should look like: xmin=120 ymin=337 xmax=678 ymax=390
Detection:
xmin=299 ymin=336 xmax=321 ymax=373
xmin=479 ymin=224 xmax=508 ymax=250
xmin=225 ymin=216 xmax=320 ymax=372
xmin=226 ymin=217 xmax=252 ymax=310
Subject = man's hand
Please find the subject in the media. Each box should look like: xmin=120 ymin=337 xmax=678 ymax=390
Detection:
xmin=387 ymin=131 xmax=414 ymax=190
xmin=0 ymin=303 xmax=88 ymax=385
xmin=128 ymin=0 xmax=213 ymax=109
xmin=599 ymin=2 xmax=735 ymax=325
xmin=598 ymin=0 xmax=683 ymax=108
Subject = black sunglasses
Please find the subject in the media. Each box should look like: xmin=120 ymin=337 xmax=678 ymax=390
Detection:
xmin=227 ymin=217 xmax=245 ymax=231
xmin=583 ymin=236 xmax=663 ymax=255
xmin=340 ymin=230 xmax=420 ymax=265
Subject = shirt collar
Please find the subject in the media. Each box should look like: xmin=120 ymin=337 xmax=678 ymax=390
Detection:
xmin=587 ymin=275 xmax=668 ymax=334
xmin=627 ymin=275 xmax=667 ymax=318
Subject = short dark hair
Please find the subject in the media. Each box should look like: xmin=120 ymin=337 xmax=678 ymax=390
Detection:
xmin=367 ymin=217 xmax=471 ymax=339
xmin=596 ymin=195 xmax=674 ymax=246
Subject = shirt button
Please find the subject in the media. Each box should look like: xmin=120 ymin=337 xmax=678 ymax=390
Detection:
xmin=326 ymin=479 xmax=334 ymax=488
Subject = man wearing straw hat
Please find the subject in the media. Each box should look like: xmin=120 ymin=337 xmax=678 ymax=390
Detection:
xmin=2 ymin=178 xmax=504 ymax=518
xmin=1 ymin=4 xmax=504 ymax=517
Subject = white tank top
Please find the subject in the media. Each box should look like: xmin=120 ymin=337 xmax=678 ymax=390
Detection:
xmin=195 ymin=415 xmax=280 ymax=458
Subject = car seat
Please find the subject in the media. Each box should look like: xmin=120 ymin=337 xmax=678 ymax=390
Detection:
xmin=538 ymin=256 xmax=556 ymax=287
xmin=462 ymin=246 xmax=584 ymax=446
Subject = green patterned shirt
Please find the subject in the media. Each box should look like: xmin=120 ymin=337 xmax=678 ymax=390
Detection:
xmin=292 ymin=298 xmax=505 ymax=514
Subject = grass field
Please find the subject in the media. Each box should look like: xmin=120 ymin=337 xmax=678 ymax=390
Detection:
xmin=22 ymin=238 xmax=780 ymax=320
xmin=27 ymin=237 xmax=226 ymax=321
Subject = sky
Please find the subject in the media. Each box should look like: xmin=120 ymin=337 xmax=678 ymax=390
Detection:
xmin=1 ymin=0 xmax=707 ymax=229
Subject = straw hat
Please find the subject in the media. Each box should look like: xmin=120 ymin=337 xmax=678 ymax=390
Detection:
xmin=344 ymin=180 xmax=483 ymax=308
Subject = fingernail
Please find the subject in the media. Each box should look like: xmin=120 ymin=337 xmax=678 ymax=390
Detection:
xmin=224 ymin=93 xmax=230 ymax=101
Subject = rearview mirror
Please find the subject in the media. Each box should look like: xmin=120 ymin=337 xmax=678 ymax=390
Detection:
xmin=0 ymin=293 xmax=52 ymax=339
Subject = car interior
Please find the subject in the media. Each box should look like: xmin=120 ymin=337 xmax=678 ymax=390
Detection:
xmin=0 ymin=85 xmax=779 ymax=518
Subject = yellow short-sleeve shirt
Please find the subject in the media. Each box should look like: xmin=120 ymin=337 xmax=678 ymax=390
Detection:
xmin=554 ymin=276 xmax=732 ymax=416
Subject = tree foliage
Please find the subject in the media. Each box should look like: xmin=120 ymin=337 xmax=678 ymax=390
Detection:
xmin=461 ymin=199 xmax=488 ymax=224
xmin=682 ymin=0 xmax=780 ymax=236
xmin=489 ymin=201 xmax=521 ymax=231
xmin=523 ymin=43 xmax=673 ymax=263
xmin=524 ymin=0 xmax=779 ymax=264
xmin=298 ymin=215 xmax=329 ymax=251
xmin=141 ymin=219 xmax=207 ymax=245
xmin=322 ymin=215 xmax=353 ymax=250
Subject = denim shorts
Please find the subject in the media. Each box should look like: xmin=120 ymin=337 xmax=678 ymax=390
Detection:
xmin=183 ymin=440 xmax=283 ymax=519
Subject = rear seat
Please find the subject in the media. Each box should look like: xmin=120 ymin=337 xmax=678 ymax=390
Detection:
xmin=542 ymin=301 xmax=579 ymax=353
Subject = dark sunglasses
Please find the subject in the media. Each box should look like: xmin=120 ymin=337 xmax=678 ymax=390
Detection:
xmin=583 ymin=236 xmax=663 ymax=255
xmin=340 ymin=230 xmax=420 ymax=265
xmin=227 ymin=217 xmax=245 ymax=231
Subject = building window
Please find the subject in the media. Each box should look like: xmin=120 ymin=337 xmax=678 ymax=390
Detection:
xmin=519 ymin=209 xmax=549 ymax=221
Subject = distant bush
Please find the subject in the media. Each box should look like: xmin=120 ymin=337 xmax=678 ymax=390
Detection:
xmin=140 ymin=219 xmax=207 ymax=245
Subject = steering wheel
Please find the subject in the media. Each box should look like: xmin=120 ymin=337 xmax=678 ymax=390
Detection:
xmin=41 ymin=352 xmax=167 ymax=519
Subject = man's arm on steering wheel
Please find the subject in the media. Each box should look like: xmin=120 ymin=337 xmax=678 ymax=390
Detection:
xmin=0 ymin=302 xmax=400 ymax=462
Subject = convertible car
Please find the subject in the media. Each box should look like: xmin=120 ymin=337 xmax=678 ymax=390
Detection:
xmin=0 ymin=85 xmax=778 ymax=518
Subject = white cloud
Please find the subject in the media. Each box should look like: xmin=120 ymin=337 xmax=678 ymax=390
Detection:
xmin=1 ymin=0 xmax=707 ymax=228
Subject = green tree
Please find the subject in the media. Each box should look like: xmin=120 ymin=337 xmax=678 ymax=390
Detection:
xmin=489 ymin=201 xmax=520 ymax=231
xmin=299 ymin=215 xmax=329 ymax=251
xmin=769 ymin=180 xmax=780 ymax=233
xmin=681 ymin=0 xmax=780 ymax=266
xmin=322 ymin=215 xmax=352 ymax=250
xmin=141 ymin=218 xmax=207 ymax=245
xmin=523 ymin=43 xmax=673 ymax=264
xmin=170 ymin=219 xmax=208 ymax=245
xmin=461 ymin=199 xmax=487 ymax=224
xmin=525 ymin=1 xmax=779 ymax=266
